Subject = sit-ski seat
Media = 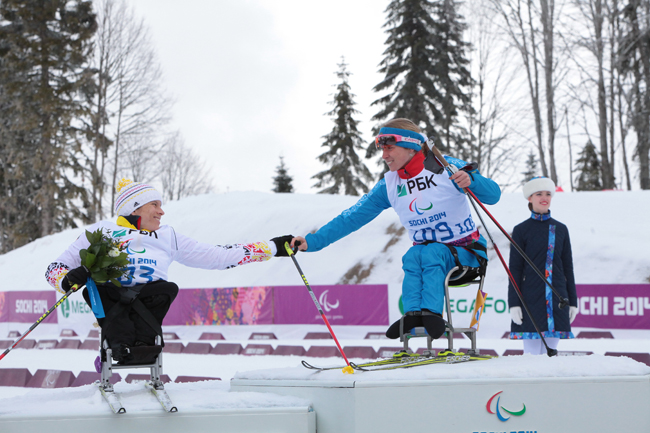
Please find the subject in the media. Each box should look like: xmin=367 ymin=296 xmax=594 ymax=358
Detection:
xmin=399 ymin=265 xmax=485 ymax=356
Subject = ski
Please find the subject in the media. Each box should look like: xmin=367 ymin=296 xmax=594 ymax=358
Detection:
xmin=97 ymin=381 xmax=177 ymax=413
xmin=302 ymin=352 xmax=496 ymax=372
xmin=301 ymin=352 xmax=439 ymax=371
xmin=352 ymin=352 xmax=496 ymax=371
xmin=302 ymin=360 xmax=340 ymax=371
xmin=302 ymin=359 xmax=394 ymax=371
xmin=145 ymin=382 xmax=178 ymax=413
xmin=98 ymin=384 xmax=126 ymax=414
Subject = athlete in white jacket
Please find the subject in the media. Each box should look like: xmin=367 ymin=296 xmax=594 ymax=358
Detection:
xmin=45 ymin=178 xmax=292 ymax=363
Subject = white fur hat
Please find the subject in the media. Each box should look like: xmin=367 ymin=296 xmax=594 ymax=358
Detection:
xmin=522 ymin=176 xmax=556 ymax=199
xmin=114 ymin=178 xmax=163 ymax=216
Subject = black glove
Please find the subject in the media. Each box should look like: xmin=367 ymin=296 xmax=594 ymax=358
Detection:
xmin=271 ymin=235 xmax=296 ymax=257
xmin=61 ymin=266 xmax=90 ymax=293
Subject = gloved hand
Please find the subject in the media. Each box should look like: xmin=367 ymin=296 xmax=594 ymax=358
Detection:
xmin=569 ymin=306 xmax=578 ymax=324
xmin=61 ymin=266 xmax=90 ymax=293
xmin=510 ymin=306 xmax=523 ymax=325
xmin=271 ymin=235 xmax=296 ymax=257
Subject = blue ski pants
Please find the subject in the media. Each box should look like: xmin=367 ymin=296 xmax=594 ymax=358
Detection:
xmin=401 ymin=242 xmax=481 ymax=315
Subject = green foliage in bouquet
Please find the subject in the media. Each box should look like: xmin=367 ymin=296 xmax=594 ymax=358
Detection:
xmin=79 ymin=229 xmax=130 ymax=287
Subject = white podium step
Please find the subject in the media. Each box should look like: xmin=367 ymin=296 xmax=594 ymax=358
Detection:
xmin=231 ymin=355 xmax=650 ymax=433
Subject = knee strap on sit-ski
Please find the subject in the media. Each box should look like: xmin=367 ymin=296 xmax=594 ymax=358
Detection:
xmin=420 ymin=240 xmax=487 ymax=279
xmin=102 ymin=289 xmax=164 ymax=348
xmin=399 ymin=310 xmax=437 ymax=339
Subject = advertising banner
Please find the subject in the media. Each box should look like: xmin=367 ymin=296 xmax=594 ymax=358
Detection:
xmin=56 ymin=295 xmax=97 ymax=330
xmin=23 ymin=284 xmax=650 ymax=330
xmin=273 ymin=284 xmax=388 ymax=325
xmin=164 ymin=286 xmax=274 ymax=326
xmin=0 ymin=291 xmax=57 ymax=323
xmin=164 ymin=284 xmax=389 ymax=326
xmin=573 ymin=284 xmax=650 ymax=329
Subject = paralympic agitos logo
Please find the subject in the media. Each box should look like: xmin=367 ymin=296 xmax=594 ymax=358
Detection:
xmin=486 ymin=391 xmax=526 ymax=422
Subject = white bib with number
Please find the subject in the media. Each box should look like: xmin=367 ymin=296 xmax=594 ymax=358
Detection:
xmin=384 ymin=169 xmax=477 ymax=244
xmin=107 ymin=223 xmax=175 ymax=287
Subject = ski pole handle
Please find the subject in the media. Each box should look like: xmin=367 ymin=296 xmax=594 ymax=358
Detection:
xmin=430 ymin=145 xmax=458 ymax=173
xmin=284 ymin=242 xmax=296 ymax=257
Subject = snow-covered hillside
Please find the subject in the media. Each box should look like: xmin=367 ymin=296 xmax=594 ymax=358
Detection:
xmin=5 ymin=189 xmax=650 ymax=288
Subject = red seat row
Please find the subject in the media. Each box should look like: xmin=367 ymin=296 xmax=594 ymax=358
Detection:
xmin=0 ymin=338 xmax=395 ymax=358
xmin=0 ymin=368 xmax=220 ymax=388
xmin=6 ymin=330 xmax=413 ymax=341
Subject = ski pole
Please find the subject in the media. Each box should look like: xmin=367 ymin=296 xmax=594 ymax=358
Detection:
xmin=465 ymin=196 xmax=557 ymax=357
xmin=0 ymin=284 xmax=85 ymax=362
xmin=466 ymin=188 xmax=568 ymax=309
xmin=284 ymin=243 xmax=354 ymax=374
xmin=429 ymin=146 xmax=569 ymax=309
xmin=430 ymin=146 xmax=557 ymax=357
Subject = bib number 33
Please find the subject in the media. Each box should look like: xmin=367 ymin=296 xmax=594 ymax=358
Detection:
xmin=120 ymin=265 xmax=155 ymax=285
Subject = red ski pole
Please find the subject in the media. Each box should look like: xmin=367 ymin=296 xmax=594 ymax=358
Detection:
xmin=429 ymin=146 xmax=568 ymax=308
xmin=284 ymin=243 xmax=354 ymax=374
xmin=430 ymin=146 xmax=558 ymax=357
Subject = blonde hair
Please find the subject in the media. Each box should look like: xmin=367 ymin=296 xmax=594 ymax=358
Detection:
xmin=382 ymin=118 xmax=430 ymax=155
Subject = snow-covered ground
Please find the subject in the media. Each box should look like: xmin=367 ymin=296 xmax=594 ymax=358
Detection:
xmin=0 ymin=190 xmax=648 ymax=415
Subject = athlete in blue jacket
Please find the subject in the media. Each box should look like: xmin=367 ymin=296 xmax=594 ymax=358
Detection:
xmin=292 ymin=118 xmax=501 ymax=339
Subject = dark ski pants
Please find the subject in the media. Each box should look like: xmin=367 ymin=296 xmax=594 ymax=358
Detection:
xmin=82 ymin=280 xmax=179 ymax=349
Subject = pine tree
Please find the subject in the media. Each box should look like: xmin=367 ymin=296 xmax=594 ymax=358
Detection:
xmin=272 ymin=156 xmax=294 ymax=193
xmin=312 ymin=58 xmax=372 ymax=195
xmin=367 ymin=0 xmax=473 ymax=166
xmin=521 ymin=151 xmax=538 ymax=185
xmin=0 ymin=0 xmax=96 ymax=251
xmin=575 ymin=140 xmax=602 ymax=191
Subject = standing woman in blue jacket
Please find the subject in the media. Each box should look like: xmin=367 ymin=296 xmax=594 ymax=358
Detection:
xmin=508 ymin=177 xmax=578 ymax=354
xmin=291 ymin=118 xmax=501 ymax=340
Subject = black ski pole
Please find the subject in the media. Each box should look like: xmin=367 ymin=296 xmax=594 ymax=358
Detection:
xmin=284 ymin=243 xmax=354 ymax=374
xmin=430 ymin=146 xmax=558 ymax=357
xmin=0 ymin=284 xmax=85 ymax=361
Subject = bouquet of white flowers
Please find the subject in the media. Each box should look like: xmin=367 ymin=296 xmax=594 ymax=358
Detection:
xmin=80 ymin=228 xmax=130 ymax=287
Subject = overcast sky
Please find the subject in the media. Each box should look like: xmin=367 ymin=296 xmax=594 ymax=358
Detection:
xmin=128 ymin=0 xmax=390 ymax=195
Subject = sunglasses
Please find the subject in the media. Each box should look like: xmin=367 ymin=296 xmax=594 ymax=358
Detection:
xmin=375 ymin=134 xmax=422 ymax=150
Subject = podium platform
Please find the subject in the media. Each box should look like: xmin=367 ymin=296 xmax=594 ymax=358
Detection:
xmin=231 ymin=355 xmax=650 ymax=433
xmin=0 ymin=380 xmax=315 ymax=433
xmin=0 ymin=407 xmax=315 ymax=433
